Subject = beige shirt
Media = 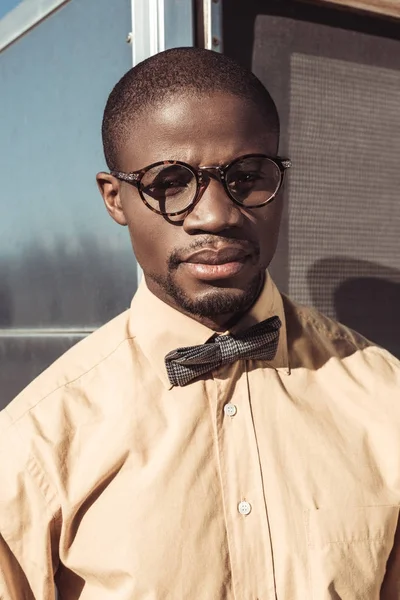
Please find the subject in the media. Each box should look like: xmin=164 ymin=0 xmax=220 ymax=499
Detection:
xmin=1 ymin=274 xmax=400 ymax=600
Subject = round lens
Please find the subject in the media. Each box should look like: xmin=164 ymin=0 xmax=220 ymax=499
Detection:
xmin=226 ymin=157 xmax=281 ymax=207
xmin=140 ymin=163 xmax=197 ymax=215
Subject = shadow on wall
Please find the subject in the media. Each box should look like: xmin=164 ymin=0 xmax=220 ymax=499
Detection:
xmin=308 ymin=257 xmax=400 ymax=359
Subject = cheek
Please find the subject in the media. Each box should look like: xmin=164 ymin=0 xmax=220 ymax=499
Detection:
xmin=125 ymin=212 xmax=175 ymax=274
xmin=254 ymin=200 xmax=283 ymax=261
xmin=120 ymin=191 xmax=164 ymax=271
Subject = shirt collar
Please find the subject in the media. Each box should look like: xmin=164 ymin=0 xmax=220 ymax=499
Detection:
xmin=128 ymin=271 xmax=289 ymax=389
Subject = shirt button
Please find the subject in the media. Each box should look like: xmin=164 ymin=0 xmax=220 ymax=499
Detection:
xmin=238 ymin=501 xmax=252 ymax=515
xmin=224 ymin=403 xmax=237 ymax=417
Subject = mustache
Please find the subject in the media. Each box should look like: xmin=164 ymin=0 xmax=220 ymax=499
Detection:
xmin=167 ymin=235 xmax=260 ymax=270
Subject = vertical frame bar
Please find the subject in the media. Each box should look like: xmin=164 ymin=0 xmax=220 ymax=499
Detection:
xmin=197 ymin=0 xmax=223 ymax=52
xmin=131 ymin=0 xmax=195 ymax=65
xmin=131 ymin=0 xmax=165 ymax=66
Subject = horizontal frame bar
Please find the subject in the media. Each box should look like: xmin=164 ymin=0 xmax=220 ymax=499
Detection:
xmin=0 ymin=328 xmax=94 ymax=337
xmin=315 ymin=0 xmax=400 ymax=19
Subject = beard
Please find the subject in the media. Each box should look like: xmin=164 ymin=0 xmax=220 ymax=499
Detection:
xmin=150 ymin=264 xmax=264 ymax=321
xmin=146 ymin=236 xmax=264 ymax=321
xmin=151 ymin=270 xmax=264 ymax=319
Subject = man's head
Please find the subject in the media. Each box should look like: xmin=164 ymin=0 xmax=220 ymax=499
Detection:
xmin=97 ymin=48 xmax=288 ymax=330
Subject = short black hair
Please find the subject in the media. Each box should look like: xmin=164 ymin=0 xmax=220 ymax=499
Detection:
xmin=102 ymin=47 xmax=280 ymax=170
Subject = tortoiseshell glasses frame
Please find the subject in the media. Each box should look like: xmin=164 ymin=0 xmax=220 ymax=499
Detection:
xmin=110 ymin=153 xmax=292 ymax=217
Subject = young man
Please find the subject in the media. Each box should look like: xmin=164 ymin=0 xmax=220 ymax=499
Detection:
xmin=1 ymin=48 xmax=399 ymax=599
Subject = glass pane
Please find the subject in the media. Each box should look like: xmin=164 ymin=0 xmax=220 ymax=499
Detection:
xmin=0 ymin=0 xmax=136 ymax=329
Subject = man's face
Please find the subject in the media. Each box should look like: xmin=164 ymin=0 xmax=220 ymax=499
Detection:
xmin=98 ymin=92 xmax=284 ymax=327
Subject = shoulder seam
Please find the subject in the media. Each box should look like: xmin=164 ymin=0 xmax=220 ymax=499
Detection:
xmin=6 ymin=335 xmax=136 ymax=426
xmin=295 ymin=308 xmax=366 ymax=350
xmin=64 ymin=335 xmax=136 ymax=388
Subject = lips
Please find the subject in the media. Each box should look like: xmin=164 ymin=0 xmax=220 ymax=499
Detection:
xmin=180 ymin=246 xmax=252 ymax=281
xmin=182 ymin=247 xmax=250 ymax=265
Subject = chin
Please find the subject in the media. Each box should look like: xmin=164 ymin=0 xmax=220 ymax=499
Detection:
xmin=163 ymin=271 xmax=264 ymax=318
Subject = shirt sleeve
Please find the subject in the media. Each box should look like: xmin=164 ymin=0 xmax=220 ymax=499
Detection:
xmin=0 ymin=409 xmax=58 ymax=600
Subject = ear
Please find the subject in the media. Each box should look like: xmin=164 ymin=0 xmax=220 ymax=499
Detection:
xmin=96 ymin=172 xmax=127 ymax=226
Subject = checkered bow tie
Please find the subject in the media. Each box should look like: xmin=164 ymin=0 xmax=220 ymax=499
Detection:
xmin=165 ymin=315 xmax=281 ymax=387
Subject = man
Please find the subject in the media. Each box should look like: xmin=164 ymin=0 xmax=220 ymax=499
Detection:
xmin=1 ymin=47 xmax=399 ymax=599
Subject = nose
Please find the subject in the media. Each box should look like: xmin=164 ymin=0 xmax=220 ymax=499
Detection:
xmin=183 ymin=175 xmax=243 ymax=234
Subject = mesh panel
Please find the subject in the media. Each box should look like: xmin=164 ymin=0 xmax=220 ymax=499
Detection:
xmin=288 ymin=53 xmax=400 ymax=314
xmin=250 ymin=14 xmax=400 ymax=356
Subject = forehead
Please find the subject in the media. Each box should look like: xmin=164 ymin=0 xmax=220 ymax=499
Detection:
xmin=119 ymin=92 xmax=278 ymax=171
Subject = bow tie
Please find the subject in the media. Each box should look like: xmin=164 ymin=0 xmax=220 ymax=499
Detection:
xmin=165 ymin=315 xmax=281 ymax=387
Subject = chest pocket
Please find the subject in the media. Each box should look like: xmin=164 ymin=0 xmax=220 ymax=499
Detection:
xmin=305 ymin=505 xmax=399 ymax=600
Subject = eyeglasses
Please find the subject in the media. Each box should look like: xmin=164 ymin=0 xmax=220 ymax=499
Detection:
xmin=111 ymin=153 xmax=292 ymax=217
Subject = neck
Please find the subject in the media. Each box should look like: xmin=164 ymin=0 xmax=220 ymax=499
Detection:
xmin=183 ymin=311 xmax=244 ymax=334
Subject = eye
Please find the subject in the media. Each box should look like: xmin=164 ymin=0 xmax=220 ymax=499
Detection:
xmin=230 ymin=172 xmax=262 ymax=186
xmin=145 ymin=178 xmax=188 ymax=196
xmin=142 ymin=167 xmax=194 ymax=199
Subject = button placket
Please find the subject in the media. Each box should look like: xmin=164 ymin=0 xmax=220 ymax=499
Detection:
xmin=211 ymin=364 xmax=277 ymax=598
